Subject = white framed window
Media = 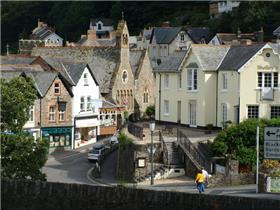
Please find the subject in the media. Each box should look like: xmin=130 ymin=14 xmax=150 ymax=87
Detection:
xmin=49 ymin=106 xmax=55 ymax=121
xmin=84 ymin=73 xmax=88 ymax=86
xmin=87 ymin=96 xmax=91 ymax=111
xmin=29 ymin=106 xmax=34 ymax=121
xmin=58 ymin=103 xmax=66 ymax=121
xmin=271 ymin=106 xmax=280 ymax=119
xmin=187 ymin=68 xmax=197 ymax=90
xmin=178 ymin=73 xmax=182 ymax=89
xmin=54 ymin=83 xmax=60 ymax=94
xmin=180 ymin=34 xmax=184 ymax=41
xmin=80 ymin=97 xmax=85 ymax=112
xmin=257 ymin=72 xmax=278 ymax=88
xmin=164 ymin=74 xmax=169 ymax=89
xmin=164 ymin=100 xmax=169 ymax=115
xmin=221 ymin=103 xmax=227 ymax=127
xmin=247 ymin=105 xmax=259 ymax=119
xmin=143 ymin=88 xmax=149 ymax=103
xmin=222 ymin=73 xmax=228 ymax=90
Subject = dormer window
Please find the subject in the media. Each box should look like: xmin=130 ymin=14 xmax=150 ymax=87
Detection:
xmin=84 ymin=73 xmax=88 ymax=86
xmin=98 ymin=23 xmax=102 ymax=30
xmin=54 ymin=83 xmax=60 ymax=95
xmin=180 ymin=34 xmax=184 ymax=41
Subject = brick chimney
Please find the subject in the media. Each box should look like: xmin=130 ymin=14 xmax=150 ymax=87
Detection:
xmin=87 ymin=29 xmax=96 ymax=41
xmin=37 ymin=18 xmax=44 ymax=28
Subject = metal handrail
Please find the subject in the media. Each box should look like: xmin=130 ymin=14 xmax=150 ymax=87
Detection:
xmin=177 ymin=129 xmax=212 ymax=172
xmin=127 ymin=122 xmax=144 ymax=140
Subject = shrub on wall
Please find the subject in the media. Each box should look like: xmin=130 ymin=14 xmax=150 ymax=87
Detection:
xmin=118 ymin=132 xmax=133 ymax=149
xmin=1 ymin=133 xmax=49 ymax=180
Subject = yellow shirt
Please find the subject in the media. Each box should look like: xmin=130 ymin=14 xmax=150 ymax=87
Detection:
xmin=195 ymin=173 xmax=204 ymax=183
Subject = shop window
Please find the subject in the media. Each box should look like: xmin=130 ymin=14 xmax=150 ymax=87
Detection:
xmin=49 ymin=106 xmax=55 ymax=121
xmin=54 ymin=83 xmax=60 ymax=94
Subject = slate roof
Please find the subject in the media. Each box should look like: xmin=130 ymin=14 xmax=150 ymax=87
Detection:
xmin=143 ymin=29 xmax=152 ymax=40
xmin=31 ymin=26 xmax=55 ymax=40
xmin=129 ymin=50 xmax=145 ymax=78
xmin=151 ymin=27 xmax=182 ymax=44
xmin=33 ymin=47 xmax=120 ymax=94
xmin=43 ymin=57 xmax=89 ymax=86
xmin=218 ymin=44 xmax=266 ymax=71
xmin=153 ymin=50 xmax=187 ymax=72
xmin=273 ymin=26 xmax=280 ymax=36
xmin=187 ymin=27 xmax=210 ymax=43
xmin=25 ymin=71 xmax=58 ymax=97
xmin=1 ymin=55 xmax=37 ymax=65
xmin=216 ymin=33 xmax=238 ymax=44
xmin=191 ymin=45 xmax=230 ymax=71
xmin=0 ymin=64 xmax=45 ymax=72
xmin=0 ymin=68 xmax=58 ymax=97
xmin=90 ymin=18 xmax=114 ymax=27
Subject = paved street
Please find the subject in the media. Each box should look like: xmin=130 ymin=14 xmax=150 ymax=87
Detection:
xmin=43 ymin=138 xmax=111 ymax=185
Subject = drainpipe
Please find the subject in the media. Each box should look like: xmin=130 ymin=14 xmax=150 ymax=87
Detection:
xmin=40 ymin=98 xmax=42 ymax=138
xmin=159 ymin=73 xmax=162 ymax=122
xmin=215 ymin=71 xmax=218 ymax=127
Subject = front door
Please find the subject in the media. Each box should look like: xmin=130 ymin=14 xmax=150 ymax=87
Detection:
xmin=189 ymin=101 xmax=197 ymax=127
xmin=177 ymin=101 xmax=181 ymax=123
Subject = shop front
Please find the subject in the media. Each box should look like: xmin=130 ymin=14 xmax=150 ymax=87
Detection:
xmin=42 ymin=127 xmax=72 ymax=148
xmin=74 ymin=116 xmax=99 ymax=148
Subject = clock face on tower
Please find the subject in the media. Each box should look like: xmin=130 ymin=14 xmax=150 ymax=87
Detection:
xmin=122 ymin=70 xmax=128 ymax=84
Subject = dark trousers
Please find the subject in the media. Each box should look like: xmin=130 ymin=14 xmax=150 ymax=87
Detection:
xmin=197 ymin=182 xmax=204 ymax=193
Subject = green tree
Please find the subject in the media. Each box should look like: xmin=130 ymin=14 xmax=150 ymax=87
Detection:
xmin=0 ymin=76 xmax=37 ymax=133
xmin=211 ymin=118 xmax=280 ymax=166
xmin=145 ymin=105 xmax=155 ymax=119
xmin=1 ymin=133 xmax=49 ymax=180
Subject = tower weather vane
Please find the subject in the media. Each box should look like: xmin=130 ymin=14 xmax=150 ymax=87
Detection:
xmin=121 ymin=11 xmax=124 ymax=20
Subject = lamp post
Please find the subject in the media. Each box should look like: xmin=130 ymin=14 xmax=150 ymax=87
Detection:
xmin=149 ymin=121 xmax=155 ymax=185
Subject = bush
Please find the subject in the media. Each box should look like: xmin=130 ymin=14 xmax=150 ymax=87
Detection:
xmin=211 ymin=118 xmax=280 ymax=166
xmin=118 ymin=132 xmax=133 ymax=149
xmin=145 ymin=105 xmax=155 ymax=119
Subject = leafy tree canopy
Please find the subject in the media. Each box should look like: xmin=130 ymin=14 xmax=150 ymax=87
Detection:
xmin=211 ymin=118 xmax=280 ymax=166
xmin=2 ymin=1 xmax=279 ymax=54
xmin=1 ymin=133 xmax=49 ymax=180
xmin=0 ymin=76 xmax=37 ymax=133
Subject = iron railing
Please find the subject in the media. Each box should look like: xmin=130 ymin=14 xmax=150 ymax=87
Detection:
xmin=127 ymin=122 xmax=144 ymax=140
xmin=177 ymin=129 xmax=212 ymax=172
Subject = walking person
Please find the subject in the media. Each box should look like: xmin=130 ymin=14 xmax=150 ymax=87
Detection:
xmin=202 ymin=167 xmax=210 ymax=188
xmin=195 ymin=169 xmax=205 ymax=193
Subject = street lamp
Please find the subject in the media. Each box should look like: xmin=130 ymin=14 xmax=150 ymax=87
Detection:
xmin=149 ymin=121 xmax=155 ymax=185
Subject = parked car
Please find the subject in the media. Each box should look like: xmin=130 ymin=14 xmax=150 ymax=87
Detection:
xmin=88 ymin=144 xmax=105 ymax=162
xmin=110 ymin=134 xmax=119 ymax=145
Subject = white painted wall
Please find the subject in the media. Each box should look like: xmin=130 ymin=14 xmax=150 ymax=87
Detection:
xmin=44 ymin=33 xmax=63 ymax=46
xmin=208 ymin=36 xmax=220 ymax=45
xmin=72 ymin=67 xmax=100 ymax=116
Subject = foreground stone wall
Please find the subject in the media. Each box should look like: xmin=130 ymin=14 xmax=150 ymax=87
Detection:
xmin=2 ymin=179 xmax=279 ymax=210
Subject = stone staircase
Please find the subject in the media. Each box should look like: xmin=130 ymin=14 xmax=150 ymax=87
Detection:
xmin=166 ymin=141 xmax=181 ymax=166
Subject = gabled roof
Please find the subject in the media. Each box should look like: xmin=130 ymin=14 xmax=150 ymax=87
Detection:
xmin=216 ymin=33 xmax=238 ymax=44
xmin=25 ymin=71 xmax=58 ymax=97
xmin=90 ymin=18 xmax=114 ymax=27
xmin=143 ymin=29 xmax=152 ymax=40
xmin=129 ymin=50 xmax=146 ymax=78
xmin=218 ymin=44 xmax=266 ymax=71
xmin=187 ymin=27 xmax=210 ymax=43
xmin=154 ymin=51 xmax=187 ymax=72
xmin=191 ymin=45 xmax=230 ymax=71
xmin=273 ymin=26 xmax=280 ymax=36
xmin=151 ymin=27 xmax=182 ymax=44
xmin=43 ymin=57 xmax=96 ymax=86
xmin=32 ymin=47 xmax=120 ymax=94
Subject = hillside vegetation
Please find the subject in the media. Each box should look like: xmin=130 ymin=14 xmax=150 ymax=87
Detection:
xmin=2 ymin=1 xmax=280 ymax=54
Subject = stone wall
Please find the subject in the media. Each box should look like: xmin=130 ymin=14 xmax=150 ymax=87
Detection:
xmin=2 ymin=179 xmax=280 ymax=210
xmin=117 ymin=145 xmax=135 ymax=182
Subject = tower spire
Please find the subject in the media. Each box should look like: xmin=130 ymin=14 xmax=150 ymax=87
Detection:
xmin=6 ymin=43 xmax=9 ymax=56
xmin=121 ymin=11 xmax=124 ymax=20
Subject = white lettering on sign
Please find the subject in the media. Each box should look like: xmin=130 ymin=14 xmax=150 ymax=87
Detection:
xmin=264 ymin=127 xmax=280 ymax=159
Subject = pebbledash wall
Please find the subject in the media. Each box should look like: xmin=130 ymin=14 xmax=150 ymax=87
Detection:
xmin=2 ymin=179 xmax=280 ymax=210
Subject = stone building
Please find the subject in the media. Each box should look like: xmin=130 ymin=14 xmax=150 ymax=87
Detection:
xmin=32 ymin=18 xmax=155 ymax=116
xmin=19 ymin=19 xmax=63 ymax=54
